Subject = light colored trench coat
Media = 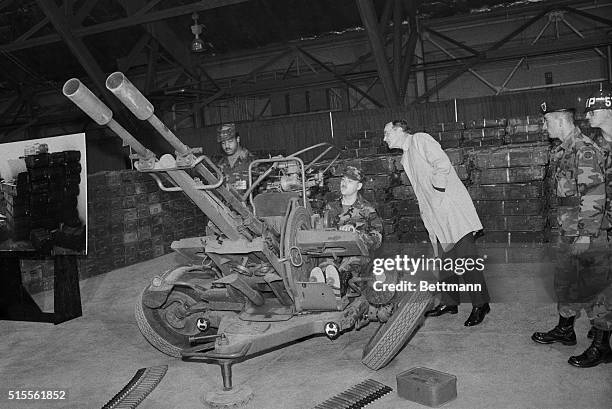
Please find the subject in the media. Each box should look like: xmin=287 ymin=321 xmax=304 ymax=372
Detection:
xmin=400 ymin=132 xmax=483 ymax=253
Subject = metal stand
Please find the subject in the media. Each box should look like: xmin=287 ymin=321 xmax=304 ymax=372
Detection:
xmin=0 ymin=252 xmax=82 ymax=324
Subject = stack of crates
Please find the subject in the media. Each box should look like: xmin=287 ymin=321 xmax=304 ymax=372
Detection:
xmin=25 ymin=150 xmax=84 ymax=252
xmin=462 ymin=118 xmax=507 ymax=148
xmin=342 ymin=129 xmax=390 ymax=158
xmin=0 ymin=149 xmax=84 ymax=251
xmin=85 ymin=170 xmax=208 ymax=278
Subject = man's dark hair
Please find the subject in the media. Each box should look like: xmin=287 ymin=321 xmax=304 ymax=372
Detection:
xmin=391 ymin=119 xmax=410 ymax=133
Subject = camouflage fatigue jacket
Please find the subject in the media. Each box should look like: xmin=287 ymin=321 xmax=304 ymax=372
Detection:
xmin=325 ymin=194 xmax=383 ymax=251
xmin=550 ymin=127 xmax=606 ymax=237
xmin=216 ymin=148 xmax=256 ymax=192
xmin=594 ymin=134 xmax=612 ymax=232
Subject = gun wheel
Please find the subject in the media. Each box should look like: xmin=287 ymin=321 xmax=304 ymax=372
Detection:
xmin=135 ymin=267 xmax=217 ymax=358
xmin=283 ymin=205 xmax=314 ymax=282
xmin=361 ymin=290 xmax=433 ymax=370
xmin=202 ymin=385 xmax=254 ymax=408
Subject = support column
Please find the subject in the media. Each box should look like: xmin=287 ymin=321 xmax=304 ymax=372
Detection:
xmin=356 ymin=0 xmax=399 ymax=106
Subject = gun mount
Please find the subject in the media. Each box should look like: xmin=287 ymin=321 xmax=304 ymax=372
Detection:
xmin=63 ymin=73 xmax=432 ymax=407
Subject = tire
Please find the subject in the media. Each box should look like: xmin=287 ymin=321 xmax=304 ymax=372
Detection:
xmin=361 ymin=290 xmax=433 ymax=370
xmin=135 ymin=268 xmax=217 ymax=358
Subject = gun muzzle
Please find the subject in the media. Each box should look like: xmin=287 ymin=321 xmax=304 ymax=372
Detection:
xmin=62 ymin=78 xmax=113 ymax=126
xmin=106 ymin=72 xmax=154 ymax=121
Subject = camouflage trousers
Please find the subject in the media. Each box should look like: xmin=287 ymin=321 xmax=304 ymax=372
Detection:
xmin=592 ymin=284 xmax=612 ymax=331
xmin=318 ymin=256 xmax=371 ymax=296
xmin=555 ymin=236 xmax=612 ymax=326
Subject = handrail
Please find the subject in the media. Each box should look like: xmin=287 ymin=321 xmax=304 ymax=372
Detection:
xmin=136 ymin=155 xmax=225 ymax=191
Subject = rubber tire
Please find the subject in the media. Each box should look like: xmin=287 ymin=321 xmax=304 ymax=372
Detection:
xmin=361 ymin=290 xmax=433 ymax=370
xmin=135 ymin=269 xmax=216 ymax=358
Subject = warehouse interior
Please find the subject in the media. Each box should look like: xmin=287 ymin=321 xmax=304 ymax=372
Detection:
xmin=1 ymin=0 xmax=612 ymax=408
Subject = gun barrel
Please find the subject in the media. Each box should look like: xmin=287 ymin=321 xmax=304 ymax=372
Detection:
xmin=62 ymin=78 xmax=113 ymax=126
xmin=62 ymin=78 xmax=151 ymax=157
xmin=105 ymin=72 xmax=154 ymax=121
xmin=106 ymin=72 xmax=190 ymax=155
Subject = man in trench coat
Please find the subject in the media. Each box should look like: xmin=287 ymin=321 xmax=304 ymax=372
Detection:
xmin=383 ymin=119 xmax=490 ymax=326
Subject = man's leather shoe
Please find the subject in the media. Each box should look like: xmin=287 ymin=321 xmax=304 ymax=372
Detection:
xmin=424 ymin=304 xmax=458 ymax=317
xmin=464 ymin=303 xmax=490 ymax=326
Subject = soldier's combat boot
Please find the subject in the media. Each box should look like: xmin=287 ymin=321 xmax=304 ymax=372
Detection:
xmin=568 ymin=329 xmax=612 ymax=368
xmin=587 ymin=320 xmax=595 ymax=339
xmin=531 ymin=315 xmax=577 ymax=345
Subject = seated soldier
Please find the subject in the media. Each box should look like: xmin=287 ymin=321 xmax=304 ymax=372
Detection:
xmin=310 ymin=166 xmax=383 ymax=297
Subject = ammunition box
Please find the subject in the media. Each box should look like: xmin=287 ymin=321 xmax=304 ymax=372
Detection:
xmin=397 ymin=367 xmax=457 ymax=407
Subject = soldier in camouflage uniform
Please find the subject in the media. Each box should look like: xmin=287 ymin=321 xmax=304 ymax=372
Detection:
xmin=564 ymin=87 xmax=612 ymax=368
xmin=532 ymin=101 xmax=610 ymax=367
xmin=310 ymin=166 xmax=382 ymax=297
xmin=216 ymin=123 xmax=256 ymax=194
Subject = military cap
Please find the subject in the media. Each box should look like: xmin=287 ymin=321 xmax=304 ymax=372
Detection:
xmin=343 ymin=165 xmax=363 ymax=183
xmin=217 ymin=123 xmax=237 ymax=142
xmin=540 ymin=101 xmax=574 ymax=115
xmin=584 ymin=85 xmax=612 ymax=113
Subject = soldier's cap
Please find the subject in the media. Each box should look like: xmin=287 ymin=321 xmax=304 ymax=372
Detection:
xmin=217 ymin=123 xmax=237 ymax=142
xmin=540 ymin=101 xmax=574 ymax=116
xmin=342 ymin=165 xmax=363 ymax=183
xmin=584 ymin=85 xmax=612 ymax=113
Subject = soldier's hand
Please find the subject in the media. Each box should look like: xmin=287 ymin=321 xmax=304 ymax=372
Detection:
xmin=339 ymin=224 xmax=356 ymax=232
xmin=570 ymin=236 xmax=590 ymax=256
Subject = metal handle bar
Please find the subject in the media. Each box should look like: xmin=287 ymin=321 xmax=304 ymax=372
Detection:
xmin=138 ymin=155 xmax=224 ymax=191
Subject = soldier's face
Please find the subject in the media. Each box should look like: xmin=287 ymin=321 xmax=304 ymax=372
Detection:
xmin=384 ymin=123 xmax=403 ymax=149
xmin=542 ymin=114 xmax=562 ymax=140
xmin=585 ymin=109 xmax=611 ymax=129
xmin=221 ymin=137 xmax=239 ymax=155
xmin=340 ymin=176 xmax=361 ymax=196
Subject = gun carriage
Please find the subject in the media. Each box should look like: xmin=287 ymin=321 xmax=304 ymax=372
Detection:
xmin=63 ymin=73 xmax=432 ymax=407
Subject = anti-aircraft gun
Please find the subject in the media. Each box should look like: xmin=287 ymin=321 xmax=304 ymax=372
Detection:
xmin=63 ymin=73 xmax=432 ymax=407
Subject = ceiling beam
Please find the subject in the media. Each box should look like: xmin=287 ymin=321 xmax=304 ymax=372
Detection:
xmin=560 ymin=5 xmax=612 ymax=27
xmin=122 ymin=0 xmax=219 ymax=90
xmin=1 ymin=0 xmax=250 ymax=53
xmin=144 ymin=39 xmax=159 ymax=94
xmin=174 ymin=47 xmax=295 ymax=123
xmin=423 ymin=26 xmax=479 ymax=56
xmin=393 ymin=0 xmax=402 ymax=87
xmin=72 ymin=0 xmax=100 ymax=26
xmin=34 ymin=0 xmax=126 ymax=118
xmin=399 ymin=12 xmax=419 ymax=100
xmin=356 ymin=0 xmax=399 ymax=106
xmin=378 ymin=0 xmax=393 ymax=34
xmin=413 ymin=5 xmax=553 ymax=103
xmin=296 ymin=46 xmax=384 ymax=108
xmin=117 ymin=33 xmax=151 ymax=72
xmin=0 ymin=0 xmax=13 ymax=12
xmin=417 ymin=34 xmax=612 ymax=72
xmin=134 ymin=0 xmax=163 ymax=17
xmin=14 ymin=17 xmax=49 ymax=43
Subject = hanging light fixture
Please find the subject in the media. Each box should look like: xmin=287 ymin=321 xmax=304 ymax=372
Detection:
xmin=191 ymin=12 xmax=205 ymax=52
xmin=190 ymin=12 xmax=215 ymax=55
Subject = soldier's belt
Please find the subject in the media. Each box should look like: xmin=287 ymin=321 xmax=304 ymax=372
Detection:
xmin=558 ymin=197 xmax=581 ymax=206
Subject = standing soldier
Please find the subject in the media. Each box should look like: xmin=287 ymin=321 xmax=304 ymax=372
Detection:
xmin=566 ymin=86 xmax=612 ymax=368
xmin=216 ymin=123 xmax=256 ymax=194
xmin=311 ymin=166 xmax=383 ymax=297
xmin=531 ymin=101 xmax=609 ymax=367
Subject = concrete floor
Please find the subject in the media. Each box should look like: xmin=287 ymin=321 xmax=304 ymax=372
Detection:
xmin=1 ymin=245 xmax=611 ymax=409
